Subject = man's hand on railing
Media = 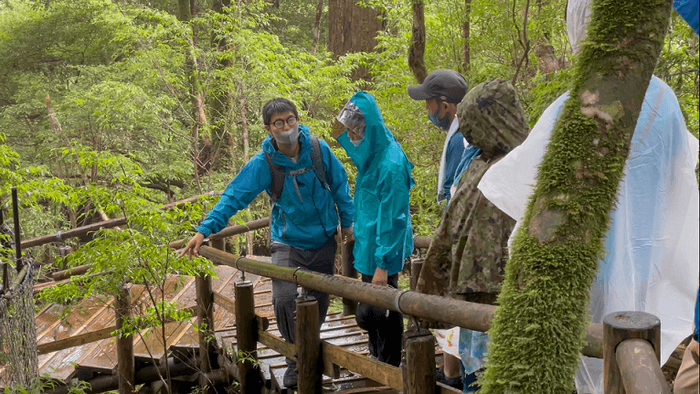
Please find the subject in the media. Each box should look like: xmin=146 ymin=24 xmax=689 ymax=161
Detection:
xmin=178 ymin=232 xmax=205 ymax=259
xmin=372 ymin=267 xmax=388 ymax=287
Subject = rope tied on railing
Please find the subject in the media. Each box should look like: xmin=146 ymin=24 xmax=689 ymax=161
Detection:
xmin=292 ymin=267 xmax=305 ymax=286
xmin=234 ymin=256 xmax=246 ymax=282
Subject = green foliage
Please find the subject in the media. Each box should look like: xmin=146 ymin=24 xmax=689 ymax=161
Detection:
xmin=0 ymin=0 xmax=696 ymax=385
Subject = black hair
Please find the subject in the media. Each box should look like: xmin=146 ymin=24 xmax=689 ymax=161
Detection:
xmin=262 ymin=98 xmax=299 ymax=126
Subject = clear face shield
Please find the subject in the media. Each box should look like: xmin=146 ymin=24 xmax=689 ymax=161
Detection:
xmin=335 ymin=101 xmax=366 ymax=144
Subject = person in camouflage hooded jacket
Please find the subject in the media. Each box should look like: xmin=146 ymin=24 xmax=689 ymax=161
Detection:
xmin=415 ymin=79 xmax=529 ymax=390
xmin=417 ymin=78 xmax=528 ymax=303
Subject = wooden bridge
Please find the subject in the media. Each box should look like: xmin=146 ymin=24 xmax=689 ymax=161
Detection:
xmin=0 ymin=196 xmax=683 ymax=394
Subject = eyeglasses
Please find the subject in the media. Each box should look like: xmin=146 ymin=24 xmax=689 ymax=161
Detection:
xmin=270 ymin=116 xmax=298 ymax=129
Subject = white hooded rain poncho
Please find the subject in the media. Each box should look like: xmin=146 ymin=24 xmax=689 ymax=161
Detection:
xmin=477 ymin=0 xmax=700 ymax=392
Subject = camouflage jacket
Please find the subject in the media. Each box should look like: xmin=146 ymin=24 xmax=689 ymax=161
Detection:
xmin=416 ymin=79 xmax=529 ymax=307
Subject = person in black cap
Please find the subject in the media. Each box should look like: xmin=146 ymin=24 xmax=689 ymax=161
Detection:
xmin=408 ymin=69 xmax=469 ymax=205
xmin=408 ymin=70 xmax=469 ymax=389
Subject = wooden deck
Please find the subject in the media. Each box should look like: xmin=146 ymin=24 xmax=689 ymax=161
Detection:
xmin=24 ymin=259 xmax=398 ymax=392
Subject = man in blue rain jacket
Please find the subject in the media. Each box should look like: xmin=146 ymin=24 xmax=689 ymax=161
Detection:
xmin=180 ymin=98 xmax=354 ymax=388
xmin=333 ymin=92 xmax=414 ymax=367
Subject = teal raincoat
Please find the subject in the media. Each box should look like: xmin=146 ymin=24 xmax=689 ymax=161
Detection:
xmin=335 ymin=92 xmax=414 ymax=276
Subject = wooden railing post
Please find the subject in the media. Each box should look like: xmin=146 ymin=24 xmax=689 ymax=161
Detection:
xmin=234 ymin=280 xmax=263 ymax=393
xmin=603 ymin=311 xmax=661 ymax=394
xmin=296 ymin=296 xmax=322 ymax=393
xmin=402 ymin=329 xmax=436 ymax=394
xmin=211 ymin=238 xmax=225 ymax=252
xmin=409 ymin=258 xmax=423 ymax=291
xmin=341 ymin=240 xmax=357 ymax=316
xmin=196 ymin=274 xmax=215 ymax=392
xmin=115 ymin=283 xmax=135 ymax=394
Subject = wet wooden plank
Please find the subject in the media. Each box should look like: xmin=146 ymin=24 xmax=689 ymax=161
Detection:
xmin=36 ymin=296 xmax=112 ymax=344
xmin=72 ymin=277 xmax=184 ymax=375
xmin=167 ymin=267 xmax=240 ymax=356
xmin=130 ymin=277 xmax=198 ymax=363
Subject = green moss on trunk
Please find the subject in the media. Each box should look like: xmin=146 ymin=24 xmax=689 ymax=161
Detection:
xmin=477 ymin=0 xmax=672 ymax=392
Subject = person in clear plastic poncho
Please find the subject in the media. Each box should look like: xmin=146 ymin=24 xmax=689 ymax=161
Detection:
xmin=333 ymin=92 xmax=415 ymax=366
xmin=477 ymin=0 xmax=700 ymax=392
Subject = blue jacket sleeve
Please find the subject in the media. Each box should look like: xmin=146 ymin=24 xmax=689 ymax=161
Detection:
xmin=374 ymin=164 xmax=411 ymax=275
xmin=443 ymin=133 xmax=466 ymax=201
xmin=321 ymin=140 xmax=354 ymax=228
xmin=195 ymin=153 xmax=269 ymax=237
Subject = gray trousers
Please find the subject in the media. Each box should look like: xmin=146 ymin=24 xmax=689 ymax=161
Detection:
xmin=270 ymin=236 xmax=336 ymax=368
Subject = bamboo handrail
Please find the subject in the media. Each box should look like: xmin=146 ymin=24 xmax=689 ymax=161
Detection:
xmin=616 ymin=339 xmax=670 ymax=394
xmin=168 ymin=217 xmax=270 ymax=249
xmin=22 ymin=191 xmax=221 ymax=249
xmin=197 ymin=245 xmax=605 ymax=359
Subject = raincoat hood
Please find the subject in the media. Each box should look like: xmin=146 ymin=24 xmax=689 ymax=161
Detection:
xmin=336 ymin=92 xmax=394 ymax=172
xmin=335 ymin=91 xmax=415 ymax=277
xmin=457 ymin=79 xmax=529 ymax=160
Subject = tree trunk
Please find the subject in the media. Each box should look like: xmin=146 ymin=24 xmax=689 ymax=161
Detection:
xmin=328 ymin=0 xmax=382 ymax=80
xmin=460 ymin=0 xmax=471 ymax=75
xmin=408 ymin=0 xmax=427 ymax=83
xmin=179 ymin=0 xmax=211 ymax=189
xmin=478 ymin=0 xmax=672 ymax=392
xmin=312 ymin=0 xmax=323 ymax=55
xmin=237 ymin=82 xmax=254 ymax=256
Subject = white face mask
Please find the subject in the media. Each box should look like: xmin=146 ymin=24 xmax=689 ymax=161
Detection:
xmin=350 ymin=138 xmax=362 ymax=147
xmin=273 ymin=125 xmax=299 ymax=146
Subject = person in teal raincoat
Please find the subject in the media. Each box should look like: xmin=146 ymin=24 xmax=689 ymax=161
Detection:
xmin=333 ymin=91 xmax=414 ymax=366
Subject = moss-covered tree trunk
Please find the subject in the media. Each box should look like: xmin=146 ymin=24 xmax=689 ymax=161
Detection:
xmin=478 ymin=0 xmax=673 ymax=393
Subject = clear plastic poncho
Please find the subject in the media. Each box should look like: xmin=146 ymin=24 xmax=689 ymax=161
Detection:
xmin=477 ymin=0 xmax=700 ymax=392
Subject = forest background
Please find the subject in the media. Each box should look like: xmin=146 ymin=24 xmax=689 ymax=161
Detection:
xmin=0 ymin=0 xmax=697 ymax=279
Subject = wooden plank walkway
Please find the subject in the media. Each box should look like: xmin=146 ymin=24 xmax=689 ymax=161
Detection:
xmin=24 ymin=260 xmax=399 ymax=392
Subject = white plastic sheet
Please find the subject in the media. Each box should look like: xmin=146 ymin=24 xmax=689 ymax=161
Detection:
xmin=478 ymin=76 xmax=699 ymax=393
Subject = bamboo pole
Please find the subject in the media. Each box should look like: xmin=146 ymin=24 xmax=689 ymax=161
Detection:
xmin=616 ymin=339 xmax=670 ymax=394
xmin=197 ymin=246 xmax=605 ymax=358
xmin=22 ymin=191 xmax=221 ymax=249
xmin=169 ymin=217 xmax=270 ymax=249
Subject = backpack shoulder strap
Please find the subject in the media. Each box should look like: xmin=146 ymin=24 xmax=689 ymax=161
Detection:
xmin=264 ymin=151 xmax=285 ymax=204
xmin=310 ymin=136 xmax=330 ymax=191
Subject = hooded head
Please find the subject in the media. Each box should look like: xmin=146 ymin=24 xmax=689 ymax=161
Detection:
xmin=567 ymin=0 xmax=593 ymax=54
xmin=457 ymin=79 xmax=529 ymax=160
xmin=335 ymin=92 xmax=394 ymax=171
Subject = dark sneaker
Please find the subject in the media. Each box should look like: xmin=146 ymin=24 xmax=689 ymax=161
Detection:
xmin=436 ymin=367 xmax=463 ymax=390
xmin=283 ymin=366 xmax=298 ymax=388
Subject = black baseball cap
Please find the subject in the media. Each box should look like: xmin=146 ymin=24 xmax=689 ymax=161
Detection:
xmin=407 ymin=69 xmax=468 ymax=104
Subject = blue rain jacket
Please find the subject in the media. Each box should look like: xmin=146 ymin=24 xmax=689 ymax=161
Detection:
xmin=336 ymin=92 xmax=414 ymax=276
xmin=196 ymin=126 xmax=354 ymax=250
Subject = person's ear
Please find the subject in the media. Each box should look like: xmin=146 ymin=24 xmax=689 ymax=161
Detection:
xmin=265 ymin=125 xmax=271 ymax=133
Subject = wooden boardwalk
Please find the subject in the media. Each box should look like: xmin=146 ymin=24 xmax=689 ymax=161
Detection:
xmin=26 ymin=260 xmax=398 ymax=392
